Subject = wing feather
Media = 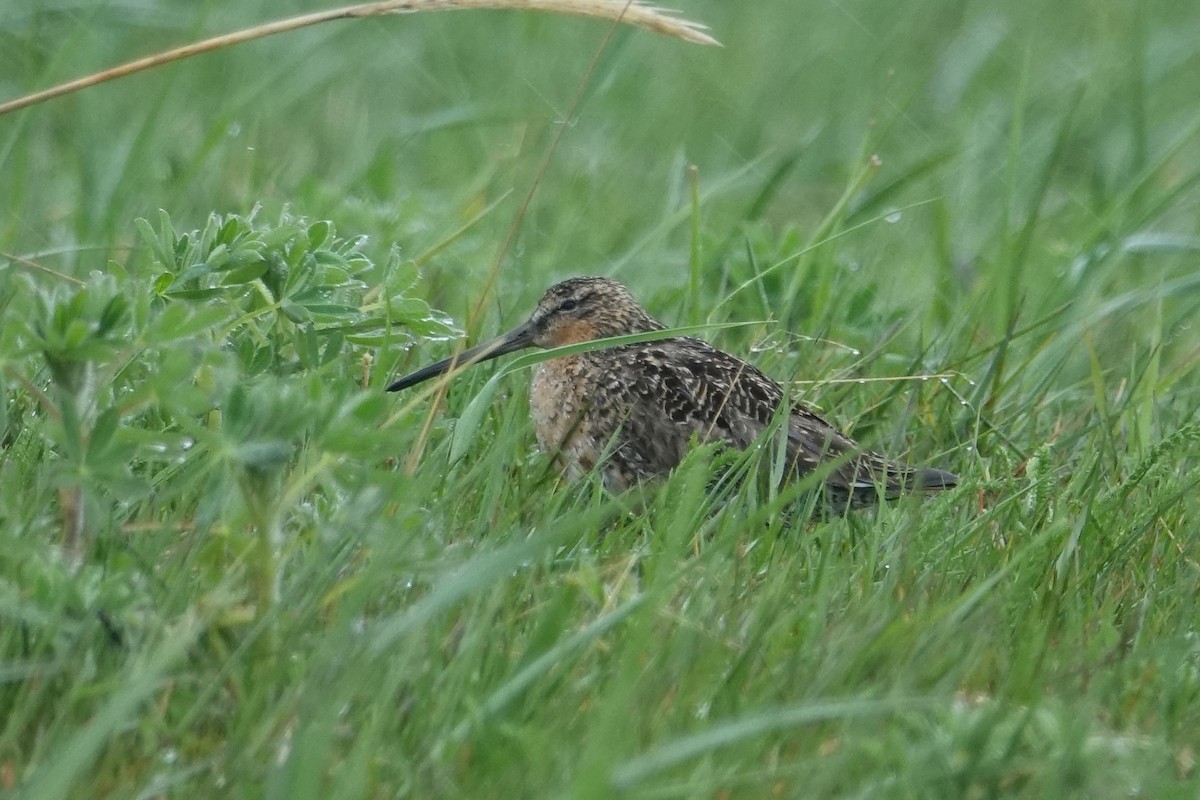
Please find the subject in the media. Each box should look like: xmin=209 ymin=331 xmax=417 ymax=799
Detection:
xmin=592 ymin=339 xmax=845 ymax=486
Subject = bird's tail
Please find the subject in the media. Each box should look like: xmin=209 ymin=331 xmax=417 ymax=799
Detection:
xmin=910 ymin=466 xmax=958 ymax=491
xmin=838 ymin=454 xmax=958 ymax=509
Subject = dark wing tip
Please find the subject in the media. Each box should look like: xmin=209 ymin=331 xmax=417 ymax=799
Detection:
xmin=914 ymin=467 xmax=958 ymax=490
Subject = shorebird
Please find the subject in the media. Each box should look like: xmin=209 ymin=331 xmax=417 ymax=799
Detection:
xmin=387 ymin=277 xmax=957 ymax=511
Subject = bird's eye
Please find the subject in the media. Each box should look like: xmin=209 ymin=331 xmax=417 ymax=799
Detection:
xmin=559 ymin=298 xmax=579 ymax=312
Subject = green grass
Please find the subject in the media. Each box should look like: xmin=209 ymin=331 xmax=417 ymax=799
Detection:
xmin=3 ymin=0 xmax=1200 ymax=797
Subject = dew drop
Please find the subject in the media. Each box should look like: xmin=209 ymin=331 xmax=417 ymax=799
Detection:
xmin=884 ymin=210 xmax=902 ymax=224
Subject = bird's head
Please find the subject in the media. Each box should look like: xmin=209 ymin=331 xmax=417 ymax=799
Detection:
xmin=525 ymin=276 xmax=661 ymax=347
xmin=385 ymin=276 xmax=661 ymax=392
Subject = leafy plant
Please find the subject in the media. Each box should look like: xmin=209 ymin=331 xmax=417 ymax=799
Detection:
xmin=138 ymin=206 xmax=458 ymax=376
xmin=2 ymin=209 xmax=457 ymax=678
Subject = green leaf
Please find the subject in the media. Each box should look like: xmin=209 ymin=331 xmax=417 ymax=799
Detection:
xmin=135 ymin=216 xmax=172 ymax=267
xmin=201 ymin=243 xmax=230 ymax=271
xmin=220 ymin=258 xmax=271 ymax=286
xmin=296 ymin=303 xmax=359 ymax=318
xmin=221 ymin=212 xmax=249 ymax=241
xmin=449 ymin=372 xmax=503 ymax=463
xmin=281 ymin=302 xmax=312 ymax=324
xmin=320 ymin=330 xmax=344 ymax=366
xmin=296 ymin=324 xmax=320 ymax=369
xmin=87 ymin=407 xmax=121 ymax=462
xmin=96 ymin=295 xmax=128 ymax=337
xmin=147 ymin=303 xmax=230 ymax=343
xmin=307 ymin=219 xmax=331 ymax=249
xmin=173 ymin=232 xmax=191 ymax=263
xmin=164 ymin=288 xmax=225 ymax=301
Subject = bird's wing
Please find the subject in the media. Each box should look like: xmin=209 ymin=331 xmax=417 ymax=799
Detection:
xmin=587 ymin=338 xmax=770 ymax=480
xmin=626 ymin=337 xmax=781 ymax=438
xmin=598 ymin=338 xmax=829 ymax=480
xmin=786 ymin=400 xmax=925 ymax=495
xmin=607 ymin=337 xmax=918 ymax=494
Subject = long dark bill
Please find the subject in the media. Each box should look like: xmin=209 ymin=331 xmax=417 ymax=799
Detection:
xmin=385 ymin=320 xmax=537 ymax=393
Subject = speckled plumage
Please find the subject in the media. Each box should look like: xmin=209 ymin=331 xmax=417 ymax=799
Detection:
xmin=388 ymin=277 xmax=957 ymax=510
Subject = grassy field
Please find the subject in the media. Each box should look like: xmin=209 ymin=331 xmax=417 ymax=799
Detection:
xmin=3 ymin=0 xmax=1200 ymax=797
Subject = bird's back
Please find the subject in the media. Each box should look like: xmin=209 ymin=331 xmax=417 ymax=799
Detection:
xmin=533 ymin=336 xmax=955 ymax=504
xmin=388 ymin=275 xmax=955 ymax=509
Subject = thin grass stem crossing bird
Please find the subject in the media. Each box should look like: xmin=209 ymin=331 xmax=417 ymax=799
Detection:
xmin=387 ymin=277 xmax=957 ymax=511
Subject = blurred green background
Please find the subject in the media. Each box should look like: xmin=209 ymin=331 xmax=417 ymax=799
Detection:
xmin=3 ymin=1 xmax=1200 ymax=797
xmin=6 ymin=1 xmax=1195 ymax=320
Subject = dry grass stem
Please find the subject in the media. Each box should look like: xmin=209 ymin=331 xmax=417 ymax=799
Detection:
xmin=0 ymin=0 xmax=716 ymax=117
